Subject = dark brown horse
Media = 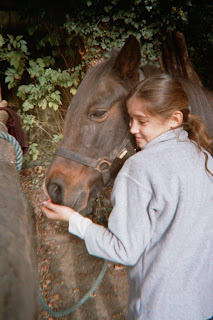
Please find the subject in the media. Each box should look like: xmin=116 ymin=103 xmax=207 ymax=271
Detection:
xmin=45 ymin=35 xmax=213 ymax=214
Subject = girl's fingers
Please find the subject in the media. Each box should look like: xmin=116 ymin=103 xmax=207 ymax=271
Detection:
xmin=42 ymin=200 xmax=75 ymax=222
xmin=41 ymin=204 xmax=58 ymax=220
xmin=42 ymin=200 xmax=59 ymax=212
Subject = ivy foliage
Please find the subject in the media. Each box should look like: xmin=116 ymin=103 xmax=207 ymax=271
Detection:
xmin=64 ymin=0 xmax=190 ymax=66
xmin=0 ymin=0 xmax=211 ymax=162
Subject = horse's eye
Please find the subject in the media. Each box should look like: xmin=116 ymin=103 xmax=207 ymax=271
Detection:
xmin=90 ymin=110 xmax=108 ymax=120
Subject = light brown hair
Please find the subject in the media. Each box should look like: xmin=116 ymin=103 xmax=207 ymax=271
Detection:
xmin=126 ymin=73 xmax=213 ymax=173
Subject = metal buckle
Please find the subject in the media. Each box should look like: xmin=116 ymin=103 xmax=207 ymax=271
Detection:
xmin=95 ymin=158 xmax=112 ymax=173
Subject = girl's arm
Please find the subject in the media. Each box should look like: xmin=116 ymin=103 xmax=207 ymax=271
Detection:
xmin=42 ymin=172 xmax=155 ymax=266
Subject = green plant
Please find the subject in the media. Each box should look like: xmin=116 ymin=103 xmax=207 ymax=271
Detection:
xmin=25 ymin=142 xmax=40 ymax=161
xmin=0 ymin=34 xmax=29 ymax=89
xmin=52 ymin=133 xmax=63 ymax=145
xmin=0 ymin=32 xmax=80 ymax=162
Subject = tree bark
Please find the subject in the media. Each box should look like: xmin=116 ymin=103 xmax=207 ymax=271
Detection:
xmin=160 ymin=31 xmax=203 ymax=86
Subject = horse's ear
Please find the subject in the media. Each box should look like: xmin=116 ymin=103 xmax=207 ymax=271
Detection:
xmin=113 ymin=35 xmax=141 ymax=80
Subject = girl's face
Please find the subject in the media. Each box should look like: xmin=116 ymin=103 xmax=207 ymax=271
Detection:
xmin=127 ymin=97 xmax=172 ymax=149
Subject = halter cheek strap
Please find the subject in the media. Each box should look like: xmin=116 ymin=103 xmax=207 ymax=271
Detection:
xmin=54 ymin=137 xmax=132 ymax=185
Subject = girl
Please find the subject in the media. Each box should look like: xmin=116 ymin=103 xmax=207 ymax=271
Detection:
xmin=42 ymin=73 xmax=213 ymax=320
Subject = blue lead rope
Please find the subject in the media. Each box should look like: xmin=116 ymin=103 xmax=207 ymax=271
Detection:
xmin=39 ymin=259 xmax=108 ymax=317
xmin=0 ymin=132 xmax=23 ymax=171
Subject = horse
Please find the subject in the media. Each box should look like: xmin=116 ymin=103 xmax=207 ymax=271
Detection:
xmin=0 ymin=109 xmax=39 ymax=319
xmin=44 ymin=35 xmax=213 ymax=214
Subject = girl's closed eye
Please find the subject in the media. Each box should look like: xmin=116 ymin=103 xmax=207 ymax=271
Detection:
xmin=129 ymin=118 xmax=148 ymax=127
xmin=138 ymin=119 xmax=148 ymax=125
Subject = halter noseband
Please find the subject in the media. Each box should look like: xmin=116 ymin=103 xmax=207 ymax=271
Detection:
xmin=54 ymin=137 xmax=132 ymax=185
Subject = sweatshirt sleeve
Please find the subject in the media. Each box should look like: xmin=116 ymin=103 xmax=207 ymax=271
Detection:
xmin=68 ymin=212 xmax=92 ymax=239
xmin=84 ymin=170 xmax=156 ymax=266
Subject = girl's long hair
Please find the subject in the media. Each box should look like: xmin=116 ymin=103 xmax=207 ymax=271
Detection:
xmin=126 ymin=73 xmax=213 ymax=173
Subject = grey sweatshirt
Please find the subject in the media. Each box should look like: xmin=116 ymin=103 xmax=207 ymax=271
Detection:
xmin=69 ymin=128 xmax=213 ymax=320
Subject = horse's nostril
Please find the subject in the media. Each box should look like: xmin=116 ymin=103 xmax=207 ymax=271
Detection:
xmin=48 ymin=182 xmax=64 ymax=205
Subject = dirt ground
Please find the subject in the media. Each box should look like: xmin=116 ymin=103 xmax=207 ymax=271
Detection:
xmin=20 ymin=162 xmax=129 ymax=320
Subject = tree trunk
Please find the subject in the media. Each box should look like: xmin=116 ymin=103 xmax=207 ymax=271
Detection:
xmin=160 ymin=31 xmax=203 ymax=86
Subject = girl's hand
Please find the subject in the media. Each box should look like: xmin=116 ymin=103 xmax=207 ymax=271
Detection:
xmin=42 ymin=200 xmax=75 ymax=222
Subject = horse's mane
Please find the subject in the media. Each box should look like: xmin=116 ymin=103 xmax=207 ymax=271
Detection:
xmin=141 ymin=64 xmax=163 ymax=77
xmin=181 ymin=78 xmax=213 ymax=135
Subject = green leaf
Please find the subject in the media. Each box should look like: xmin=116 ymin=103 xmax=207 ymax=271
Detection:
xmin=16 ymin=35 xmax=23 ymax=41
xmin=21 ymin=44 xmax=28 ymax=53
xmin=7 ymin=34 xmax=14 ymax=43
xmin=0 ymin=35 xmax=5 ymax=47
xmin=70 ymin=88 xmax=77 ymax=95
xmin=36 ymin=58 xmax=45 ymax=67
xmin=23 ymin=100 xmax=34 ymax=111
xmin=104 ymin=6 xmax=112 ymax=13
xmin=5 ymin=75 xmax=14 ymax=83
xmin=38 ymin=99 xmax=47 ymax=109
xmin=86 ymin=0 xmax=92 ymax=6
xmin=53 ymin=103 xmax=59 ymax=111
xmin=33 ymin=153 xmax=39 ymax=161
xmin=102 ymin=16 xmax=110 ymax=23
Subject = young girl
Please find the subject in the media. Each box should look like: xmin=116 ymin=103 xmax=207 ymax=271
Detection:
xmin=42 ymin=73 xmax=213 ymax=320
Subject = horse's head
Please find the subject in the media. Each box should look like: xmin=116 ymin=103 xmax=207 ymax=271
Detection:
xmin=45 ymin=35 xmax=143 ymax=214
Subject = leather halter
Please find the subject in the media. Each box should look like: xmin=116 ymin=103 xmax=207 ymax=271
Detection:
xmin=54 ymin=137 xmax=132 ymax=185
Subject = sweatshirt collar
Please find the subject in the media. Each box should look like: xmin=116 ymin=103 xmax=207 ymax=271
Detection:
xmin=141 ymin=127 xmax=188 ymax=150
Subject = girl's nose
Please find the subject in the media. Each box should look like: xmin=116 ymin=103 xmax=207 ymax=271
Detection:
xmin=129 ymin=120 xmax=139 ymax=134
